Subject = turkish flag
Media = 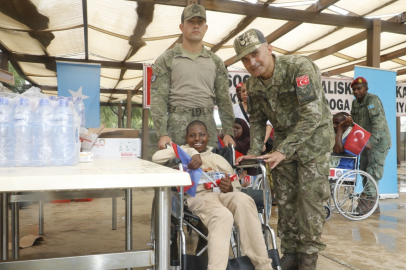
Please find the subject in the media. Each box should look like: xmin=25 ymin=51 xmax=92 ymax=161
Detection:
xmin=296 ymin=75 xmax=310 ymax=87
xmin=344 ymin=123 xmax=371 ymax=156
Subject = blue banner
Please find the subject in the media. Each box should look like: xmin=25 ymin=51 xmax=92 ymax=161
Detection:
xmin=56 ymin=62 xmax=101 ymax=128
xmin=354 ymin=66 xmax=398 ymax=198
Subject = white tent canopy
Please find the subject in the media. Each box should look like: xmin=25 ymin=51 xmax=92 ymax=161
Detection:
xmin=0 ymin=0 xmax=405 ymax=103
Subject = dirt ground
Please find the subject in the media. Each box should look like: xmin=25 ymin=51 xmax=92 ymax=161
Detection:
xmin=10 ymin=187 xmax=392 ymax=270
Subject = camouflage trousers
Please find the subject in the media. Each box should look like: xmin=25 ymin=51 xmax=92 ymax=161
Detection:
xmin=167 ymin=110 xmax=218 ymax=149
xmin=272 ymin=152 xmax=330 ymax=254
xmin=359 ymin=148 xmax=389 ymax=196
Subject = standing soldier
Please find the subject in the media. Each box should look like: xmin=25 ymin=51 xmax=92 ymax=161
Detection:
xmin=350 ymin=77 xmax=391 ymax=214
xmin=150 ymin=4 xmax=235 ymax=149
xmin=234 ymin=29 xmax=334 ymax=270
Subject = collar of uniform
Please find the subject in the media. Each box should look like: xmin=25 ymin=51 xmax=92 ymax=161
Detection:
xmin=354 ymin=92 xmax=370 ymax=107
xmin=262 ymin=54 xmax=284 ymax=86
xmin=173 ymin=43 xmax=210 ymax=58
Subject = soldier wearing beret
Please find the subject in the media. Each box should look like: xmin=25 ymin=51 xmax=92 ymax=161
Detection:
xmin=350 ymin=77 xmax=391 ymax=214
xmin=234 ymin=29 xmax=334 ymax=270
xmin=150 ymin=4 xmax=235 ymax=150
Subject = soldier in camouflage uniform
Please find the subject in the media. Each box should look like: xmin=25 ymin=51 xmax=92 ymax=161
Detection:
xmin=150 ymin=4 xmax=235 ymax=149
xmin=350 ymin=77 xmax=391 ymax=214
xmin=234 ymin=29 xmax=334 ymax=270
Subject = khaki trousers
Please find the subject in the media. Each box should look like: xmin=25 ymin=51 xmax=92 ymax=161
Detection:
xmin=187 ymin=191 xmax=272 ymax=270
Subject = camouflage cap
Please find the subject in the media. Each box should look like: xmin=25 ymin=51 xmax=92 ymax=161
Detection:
xmin=181 ymin=4 xmax=206 ymax=22
xmin=233 ymin=29 xmax=267 ymax=61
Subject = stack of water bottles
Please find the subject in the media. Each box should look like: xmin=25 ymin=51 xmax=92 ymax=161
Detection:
xmin=0 ymin=87 xmax=83 ymax=167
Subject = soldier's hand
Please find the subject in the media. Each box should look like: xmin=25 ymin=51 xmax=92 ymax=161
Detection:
xmin=257 ymin=151 xmax=286 ymax=169
xmin=236 ymin=154 xmax=257 ymax=165
xmin=365 ymin=142 xmax=372 ymax=151
xmin=219 ymin=175 xmax=233 ymax=193
xmin=158 ymin=136 xmax=173 ymax=150
xmin=188 ymin=154 xmax=202 ymax=170
xmin=223 ymin=135 xmax=236 ymax=147
xmin=339 ymin=116 xmax=353 ymax=129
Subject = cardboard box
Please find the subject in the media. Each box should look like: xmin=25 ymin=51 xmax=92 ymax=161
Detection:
xmin=80 ymin=125 xmax=139 ymax=151
xmin=98 ymin=128 xmax=139 ymax=139
xmin=90 ymin=138 xmax=141 ymax=158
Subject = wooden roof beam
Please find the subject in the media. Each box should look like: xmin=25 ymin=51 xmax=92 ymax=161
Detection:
xmin=322 ymin=47 xmax=406 ymax=76
xmin=134 ymin=0 xmax=406 ymax=34
xmin=309 ymin=12 xmax=405 ymax=61
xmin=397 ymin=68 xmax=406 ymax=76
xmin=223 ymin=0 xmax=339 ymax=66
xmin=7 ymin=53 xmax=143 ymax=70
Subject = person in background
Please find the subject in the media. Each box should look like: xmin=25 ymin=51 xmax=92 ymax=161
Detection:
xmin=150 ymin=4 xmax=235 ymax=150
xmin=232 ymin=81 xmax=273 ymax=151
xmin=235 ymin=82 xmax=243 ymax=103
xmin=350 ymin=77 xmax=391 ymax=214
xmin=330 ymin=112 xmax=355 ymax=170
xmin=233 ymin=118 xmax=250 ymax=155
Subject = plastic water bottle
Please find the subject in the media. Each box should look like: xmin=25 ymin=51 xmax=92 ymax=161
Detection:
xmin=74 ymin=97 xmax=85 ymax=127
xmin=14 ymin=98 xmax=33 ymax=166
xmin=0 ymin=97 xmax=12 ymax=166
xmin=54 ymin=99 xmax=75 ymax=165
xmin=49 ymin=96 xmax=58 ymax=101
xmin=34 ymin=98 xmax=54 ymax=166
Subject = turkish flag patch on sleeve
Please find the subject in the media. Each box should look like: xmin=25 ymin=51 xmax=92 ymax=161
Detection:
xmin=296 ymin=75 xmax=310 ymax=87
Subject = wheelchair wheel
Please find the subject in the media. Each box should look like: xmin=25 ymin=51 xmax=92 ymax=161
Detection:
xmin=324 ymin=205 xmax=331 ymax=220
xmin=333 ymin=170 xmax=379 ymax=221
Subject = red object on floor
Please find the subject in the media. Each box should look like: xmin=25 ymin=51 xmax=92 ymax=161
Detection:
xmin=74 ymin=199 xmax=93 ymax=202
xmin=51 ymin=200 xmax=71 ymax=203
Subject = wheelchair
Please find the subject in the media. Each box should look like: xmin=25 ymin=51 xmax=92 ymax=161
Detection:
xmin=325 ymin=153 xmax=379 ymax=221
xmin=151 ymin=146 xmax=281 ymax=270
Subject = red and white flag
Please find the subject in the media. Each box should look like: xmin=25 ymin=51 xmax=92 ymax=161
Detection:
xmin=344 ymin=123 xmax=371 ymax=156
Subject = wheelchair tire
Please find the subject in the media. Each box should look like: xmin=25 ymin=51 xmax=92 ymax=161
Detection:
xmin=324 ymin=205 xmax=331 ymax=220
xmin=333 ymin=170 xmax=379 ymax=221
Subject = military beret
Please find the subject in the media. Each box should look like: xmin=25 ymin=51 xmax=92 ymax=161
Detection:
xmin=351 ymin=77 xmax=368 ymax=87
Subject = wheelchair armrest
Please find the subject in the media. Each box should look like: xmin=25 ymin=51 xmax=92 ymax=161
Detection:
xmin=163 ymin=158 xmax=182 ymax=169
xmin=236 ymin=159 xmax=265 ymax=168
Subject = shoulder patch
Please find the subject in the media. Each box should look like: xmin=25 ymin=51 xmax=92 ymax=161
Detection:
xmin=151 ymin=74 xmax=157 ymax=83
xmin=368 ymin=104 xmax=374 ymax=109
xmin=296 ymin=75 xmax=310 ymax=87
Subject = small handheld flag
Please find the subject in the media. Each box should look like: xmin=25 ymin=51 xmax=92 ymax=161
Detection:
xmin=344 ymin=123 xmax=371 ymax=156
xmin=217 ymin=137 xmax=243 ymax=161
xmin=171 ymin=143 xmax=203 ymax=197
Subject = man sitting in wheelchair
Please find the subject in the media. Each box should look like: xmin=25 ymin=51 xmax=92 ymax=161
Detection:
xmin=330 ymin=112 xmax=356 ymax=170
xmin=153 ymin=120 xmax=273 ymax=270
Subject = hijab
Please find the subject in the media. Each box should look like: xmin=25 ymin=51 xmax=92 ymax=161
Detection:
xmin=234 ymin=118 xmax=250 ymax=155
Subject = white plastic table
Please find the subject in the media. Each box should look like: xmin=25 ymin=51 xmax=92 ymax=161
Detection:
xmin=0 ymin=157 xmax=191 ymax=270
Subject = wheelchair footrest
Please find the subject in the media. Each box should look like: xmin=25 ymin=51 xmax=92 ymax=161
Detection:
xmin=181 ymin=249 xmax=281 ymax=270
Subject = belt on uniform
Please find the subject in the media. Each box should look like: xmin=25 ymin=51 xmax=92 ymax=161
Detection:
xmin=168 ymin=106 xmax=212 ymax=117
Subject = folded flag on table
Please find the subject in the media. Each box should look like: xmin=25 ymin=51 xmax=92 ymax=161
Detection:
xmin=171 ymin=142 xmax=202 ymax=197
xmin=344 ymin=123 xmax=371 ymax=156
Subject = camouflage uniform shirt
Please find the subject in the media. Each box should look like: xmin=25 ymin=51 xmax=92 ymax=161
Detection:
xmin=150 ymin=44 xmax=234 ymax=139
xmin=246 ymin=55 xmax=334 ymax=162
xmin=351 ymin=92 xmax=391 ymax=151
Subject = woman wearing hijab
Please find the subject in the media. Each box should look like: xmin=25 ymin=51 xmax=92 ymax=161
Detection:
xmin=234 ymin=118 xmax=250 ymax=155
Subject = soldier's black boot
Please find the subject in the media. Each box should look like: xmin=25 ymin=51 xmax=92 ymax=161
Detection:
xmin=274 ymin=253 xmax=299 ymax=270
xmin=299 ymin=253 xmax=318 ymax=270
